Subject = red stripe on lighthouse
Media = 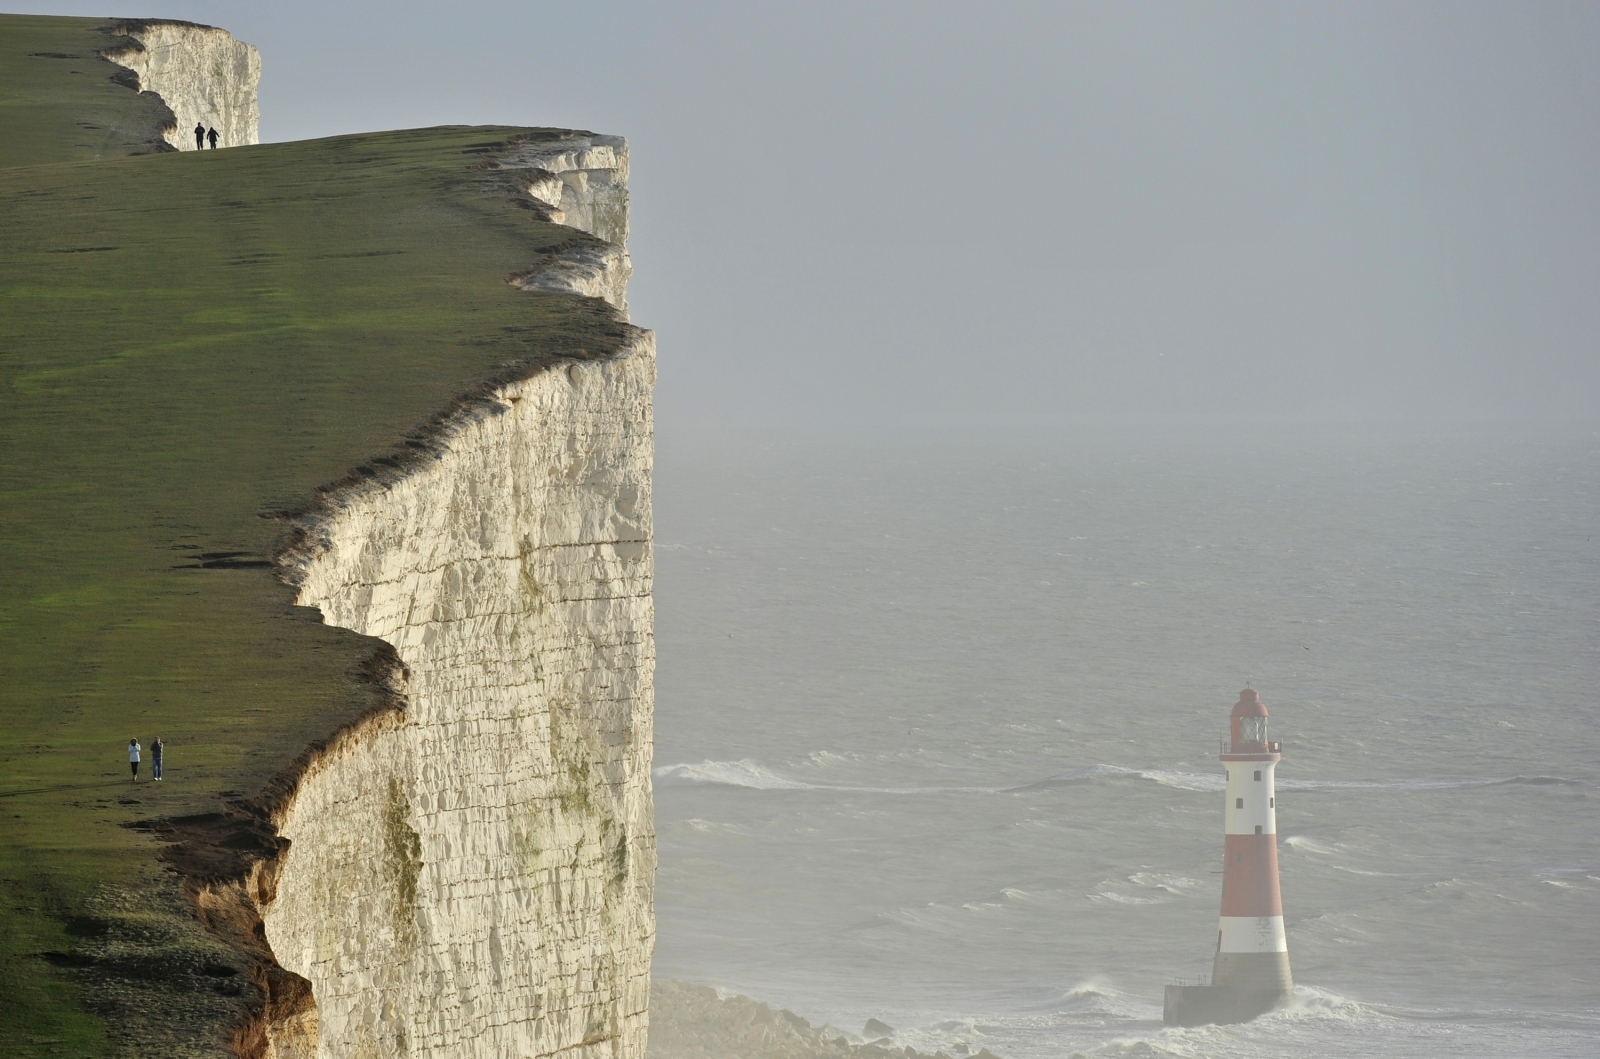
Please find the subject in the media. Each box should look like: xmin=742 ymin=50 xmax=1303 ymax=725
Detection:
xmin=1219 ymin=834 xmax=1283 ymax=917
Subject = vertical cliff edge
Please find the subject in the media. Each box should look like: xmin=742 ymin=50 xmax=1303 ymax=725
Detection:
xmin=101 ymin=20 xmax=260 ymax=150
xmin=238 ymin=140 xmax=654 ymax=1059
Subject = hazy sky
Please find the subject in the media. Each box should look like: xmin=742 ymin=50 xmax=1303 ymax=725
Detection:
xmin=22 ymin=2 xmax=1600 ymax=439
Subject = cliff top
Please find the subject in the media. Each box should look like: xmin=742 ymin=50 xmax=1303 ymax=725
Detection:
xmin=0 ymin=15 xmax=636 ymax=1055
xmin=0 ymin=14 xmax=184 ymax=166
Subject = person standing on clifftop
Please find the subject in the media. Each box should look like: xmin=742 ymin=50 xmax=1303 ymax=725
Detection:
xmin=194 ymin=123 xmax=205 ymax=150
xmin=128 ymin=739 xmax=140 ymax=783
xmin=150 ymin=736 xmax=164 ymax=781
xmin=207 ymin=127 xmax=219 ymax=150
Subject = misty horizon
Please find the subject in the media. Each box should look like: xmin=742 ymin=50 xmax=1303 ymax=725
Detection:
xmin=16 ymin=0 xmax=1598 ymax=440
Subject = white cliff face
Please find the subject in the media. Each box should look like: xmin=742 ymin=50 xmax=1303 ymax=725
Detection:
xmin=495 ymin=135 xmax=633 ymax=312
xmin=500 ymin=135 xmax=630 ymax=247
xmin=264 ymin=344 xmax=655 ymax=1059
xmin=104 ymin=21 xmax=260 ymax=150
xmin=255 ymin=136 xmax=654 ymax=1059
xmin=511 ymin=243 xmax=633 ymax=313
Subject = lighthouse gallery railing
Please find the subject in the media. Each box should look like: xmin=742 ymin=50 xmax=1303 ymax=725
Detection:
xmin=1220 ymin=741 xmax=1281 ymax=755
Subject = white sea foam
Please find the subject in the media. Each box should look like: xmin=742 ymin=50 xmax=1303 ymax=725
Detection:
xmin=1013 ymin=764 xmax=1225 ymax=792
xmin=654 ymin=759 xmax=815 ymax=790
xmin=1280 ymin=775 xmax=1579 ymax=792
xmin=1091 ymin=871 xmax=1203 ymax=906
xmin=663 ymin=818 xmax=748 ymax=837
xmin=655 ymin=758 xmax=1572 ymax=801
xmin=1127 ymin=872 xmax=1202 ymax=894
xmin=800 ymin=749 xmax=862 ymax=769
xmin=1276 ymin=984 xmax=1376 ymax=1021
xmin=1091 ymin=891 xmax=1167 ymax=905
xmin=653 ymin=759 xmax=995 ymax=794
xmin=1055 ymin=981 xmax=1149 ymax=1018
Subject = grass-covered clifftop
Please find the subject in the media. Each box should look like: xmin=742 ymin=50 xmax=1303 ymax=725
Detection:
xmin=0 ymin=14 xmax=180 ymax=165
xmin=0 ymin=14 xmax=635 ymax=1056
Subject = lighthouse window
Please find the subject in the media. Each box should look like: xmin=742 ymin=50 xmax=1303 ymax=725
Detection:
xmin=1254 ymin=770 xmax=1261 ymax=781
xmin=1270 ymin=797 xmax=1274 ymax=807
xmin=1240 ymin=716 xmax=1268 ymax=743
xmin=1255 ymin=825 xmax=1262 ymax=834
xmin=1236 ymin=798 xmax=1243 ymax=808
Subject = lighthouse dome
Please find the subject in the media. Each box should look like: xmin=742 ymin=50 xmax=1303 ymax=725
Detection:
xmin=1231 ymin=688 xmax=1269 ymax=745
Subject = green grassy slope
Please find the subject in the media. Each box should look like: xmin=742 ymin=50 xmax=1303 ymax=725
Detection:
xmin=0 ymin=14 xmax=178 ymax=167
xmin=0 ymin=20 xmax=635 ymax=1056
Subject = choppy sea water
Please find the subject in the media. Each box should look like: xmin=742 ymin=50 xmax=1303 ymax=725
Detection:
xmin=650 ymin=429 xmax=1599 ymax=1059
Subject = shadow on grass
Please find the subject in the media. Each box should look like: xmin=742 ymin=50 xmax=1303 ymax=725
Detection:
xmin=0 ymin=779 xmax=136 ymax=799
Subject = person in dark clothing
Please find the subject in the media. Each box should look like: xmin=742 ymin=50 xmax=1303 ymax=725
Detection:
xmin=194 ymin=123 xmax=205 ymax=150
xmin=151 ymin=736 xmax=164 ymax=781
xmin=128 ymin=738 xmax=140 ymax=782
xmin=207 ymin=127 xmax=219 ymax=149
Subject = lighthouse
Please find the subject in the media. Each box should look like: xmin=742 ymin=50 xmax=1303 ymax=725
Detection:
xmin=1164 ymin=688 xmax=1294 ymax=1026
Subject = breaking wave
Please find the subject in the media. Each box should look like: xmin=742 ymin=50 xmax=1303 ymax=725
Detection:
xmin=654 ymin=760 xmax=1227 ymax=794
xmin=1275 ymin=984 xmax=1378 ymax=1021
xmin=653 ymin=760 xmax=995 ymax=793
xmin=1014 ymin=765 xmax=1224 ymax=792
xmin=1279 ymin=775 xmax=1580 ymax=792
xmin=654 ymin=760 xmax=1579 ymax=796
xmin=654 ymin=760 xmax=815 ymax=790
xmin=1054 ymin=981 xmax=1151 ymax=1018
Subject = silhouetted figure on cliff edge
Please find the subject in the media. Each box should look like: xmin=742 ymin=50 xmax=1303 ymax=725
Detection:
xmin=194 ymin=122 xmax=205 ymax=150
xmin=207 ymin=127 xmax=219 ymax=149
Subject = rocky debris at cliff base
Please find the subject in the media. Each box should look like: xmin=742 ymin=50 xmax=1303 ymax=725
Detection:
xmin=649 ymin=980 xmax=1001 ymax=1059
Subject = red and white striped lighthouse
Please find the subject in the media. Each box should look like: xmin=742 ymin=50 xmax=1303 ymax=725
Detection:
xmin=1164 ymin=688 xmax=1294 ymax=1026
xmin=1213 ymin=688 xmax=1293 ymax=1000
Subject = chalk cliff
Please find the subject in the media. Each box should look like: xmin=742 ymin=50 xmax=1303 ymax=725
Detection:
xmin=74 ymin=20 xmax=654 ymax=1054
xmin=499 ymin=135 xmax=634 ymax=312
xmin=102 ymin=19 xmax=260 ymax=149
xmin=246 ymin=135 xmax=654 ymax=1059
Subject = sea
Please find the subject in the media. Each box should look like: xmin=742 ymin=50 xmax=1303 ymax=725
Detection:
xmin=649 ymin=427 xmax=1599 ymax=1059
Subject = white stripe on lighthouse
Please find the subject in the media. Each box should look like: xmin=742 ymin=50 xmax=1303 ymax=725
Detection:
xmin=1218 ymin=915 xmax=1288 ymax=953
xmin=1223 ymin=763 xmax=1278 ymax=835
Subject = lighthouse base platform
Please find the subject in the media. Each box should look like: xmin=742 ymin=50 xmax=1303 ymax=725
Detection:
xmin=1162 ymin=984 xmax=1289 ymax=1027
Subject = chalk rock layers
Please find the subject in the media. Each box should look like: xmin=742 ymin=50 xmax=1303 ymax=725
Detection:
xmin=501 ymin=134 xmax=630 ymax=247
xmin=103 ymin=20 xmax=260 ymax=149
xmin=490 ymin=134 xmax=634 ymax=312
xmin=511 ymin=243 xmax=633 ymax=314
xmin=258 ymin=136 xmax=655 ymax=1059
